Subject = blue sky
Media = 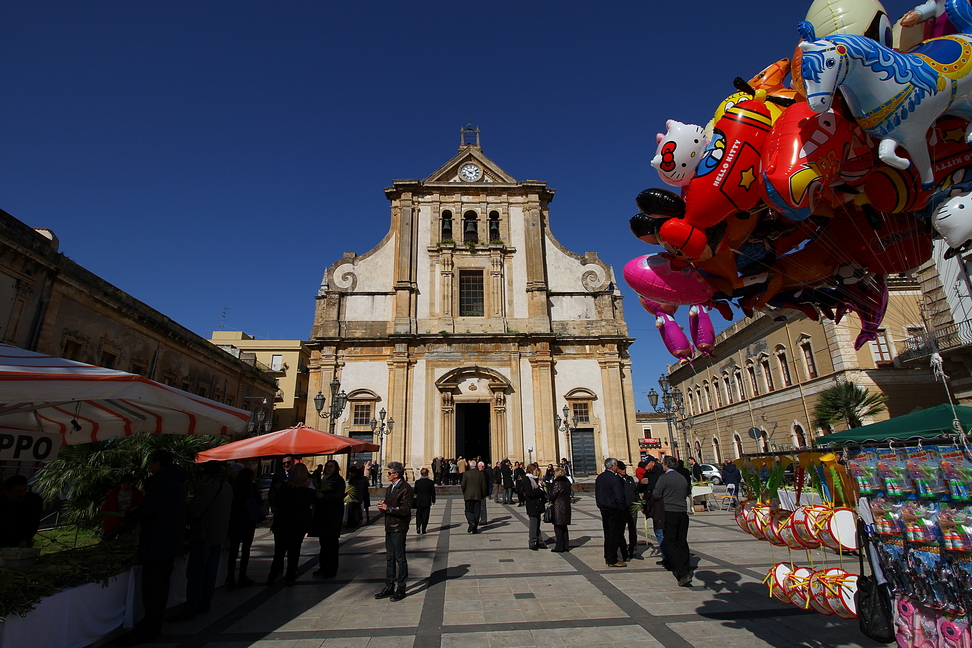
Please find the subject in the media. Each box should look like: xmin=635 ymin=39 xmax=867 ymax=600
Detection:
xmin=0 ymin=0 xmax=917 ymax=406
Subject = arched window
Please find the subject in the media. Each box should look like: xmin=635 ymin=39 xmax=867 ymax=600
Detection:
xmin=723 ymin=372 xmax=734 ymax=404
xmin=761 ymin=355 xmax=775 ymax=392
xmin=463 ymin=210 xmax=479 ymax=244
xmin=776 ymin=347 xmax=792 ymax=387
xmin=696 ymin=386 xmax=703 ymax=411
xmin=488 ymin=210 xmax=500 ymax=241
xmin=712 ymin=437 xmax=723 ymax=463
xmin=759 ymin=429 xmax=770 ymax=452
xmin=792 ymin=424 xmax=807 ymax=448
xmin=733 ymin=434 xmax=743 ymax=459
xmin=714 ymin=380 xmax=723 ymax=408
xmin=747 ymin=361 xmax=760 ymax=396
xmin=441 ymin=210 xmax=453 ymax=241
xmin=799 ymin=336 xmax=818 ymax=379
xmin=694 ymin=440 xmax=702 ymax=461
xmin=703 ymin=382 xmax=712 ymax=410
xmin=734 ymin=370 xmax=746 ymax=401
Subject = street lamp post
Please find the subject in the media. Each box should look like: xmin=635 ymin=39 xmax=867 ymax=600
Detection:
xmin=554 ymin=403 xmax=578 ymax=470
xmin=370 ymin=408 xmax=394 ymax=487
xmin=245 ymin=397 xmax=273 ymax=435
xmin=647 ymin=374 xmax=694 ymax=461
xmin=313 ymin=377 xmax=349 ymax=435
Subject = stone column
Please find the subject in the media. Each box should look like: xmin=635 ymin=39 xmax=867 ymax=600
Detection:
xmin=598 ymin=356 xmax=630 ymax=464
xmin=386 ymin=343 xmax=413 ymax=468
xmin=491 ymin=389 xmax=508 ymax=463
xmin=440 ymin=390 xmax=455 ymax=459
xmin=529 ymin=352 xmax=556 ymax=465
xmin=489 ymin=247 xmax=505 ymax=319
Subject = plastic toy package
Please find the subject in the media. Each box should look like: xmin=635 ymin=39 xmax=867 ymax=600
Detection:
xmin=941 ymin=446 xmax=972 ymax=503
xmin=877 ymin=448 xmax=916 ymax=498
xmin=870 ymin=497 xmax=906 ymax=536
xmin=848 ymin=449 xmax=884 ymax=496
xmin=902 ymin=502 xmax=942 ymax=546
xmin=940 ymin=509 xmax=972 ymax=553
xmin=907 ymin=447 xmax=948 ymax=500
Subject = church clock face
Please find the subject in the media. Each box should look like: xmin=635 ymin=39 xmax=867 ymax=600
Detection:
xmin=459 ymin=163 xmax=482 ymax=182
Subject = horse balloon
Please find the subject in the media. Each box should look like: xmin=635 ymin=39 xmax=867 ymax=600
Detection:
xmin=798 ymin=20 xmax=972 ymax=190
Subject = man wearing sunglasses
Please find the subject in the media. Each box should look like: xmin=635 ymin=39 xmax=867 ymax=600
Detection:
xmin=375 ymin=461 xmax=413 ymax=601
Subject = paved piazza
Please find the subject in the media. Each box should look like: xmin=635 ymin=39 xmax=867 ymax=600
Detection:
xmin=129 ymin=493 xmax=882 ymax=648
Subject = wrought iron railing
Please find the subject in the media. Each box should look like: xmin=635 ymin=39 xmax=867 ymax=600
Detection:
xmin=897 ymin=320 xmax=972 ymax=362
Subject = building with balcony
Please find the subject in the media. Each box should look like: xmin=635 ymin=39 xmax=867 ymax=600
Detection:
xmin=209 ymin=331 xmax=311 ymax=430
xmin=898 ymin=241 xmax=972 ymax=403
xmin=303 ymin=127 xmax=640 ymax=474
xmin=665 ymin=277 xmax=946 ymax=463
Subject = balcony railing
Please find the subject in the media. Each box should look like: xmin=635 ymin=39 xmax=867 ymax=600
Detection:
xmin=897 ymin=320 xmax=972 ymax=363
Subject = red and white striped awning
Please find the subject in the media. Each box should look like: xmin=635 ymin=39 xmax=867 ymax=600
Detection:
xmin=0 ymin=344 xmax=252 ymax=455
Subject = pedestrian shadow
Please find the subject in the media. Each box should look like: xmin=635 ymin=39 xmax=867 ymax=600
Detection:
xmin=691 ymin=570 xmax=884 ymax=647
xmin=406 ymin=563 xmax=470 ymax=596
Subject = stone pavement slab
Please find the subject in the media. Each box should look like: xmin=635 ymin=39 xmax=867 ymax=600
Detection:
xmin=105 ymin=493 xmax=883 ymax=648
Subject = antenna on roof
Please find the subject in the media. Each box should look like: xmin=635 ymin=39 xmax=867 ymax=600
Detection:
xmin=219 ymin=307 xmax=230 ymax=330
xmin=459 ymin=122 xmax=480 ymax=149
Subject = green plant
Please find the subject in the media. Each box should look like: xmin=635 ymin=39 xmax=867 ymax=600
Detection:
xmin=31 ymin=433 xmax=228 ymax=528
xmin=813 ymin=382 xmax=887 ymax=430
xmin=437 ymin=239 xmax=455 ymax=245
xmin=488 ymin=239 xmax=504 ymax=245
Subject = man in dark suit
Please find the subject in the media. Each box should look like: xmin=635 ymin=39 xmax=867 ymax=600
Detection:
xmin=268 ymin=455 xmax=294 ymax=512
xmin=413 ymin=467 xmax=436 ymax=534
xmin=460 ymin=460 xmax=488 ymax=533
xmin=595 ymin=457 xmax=627 ymax=568
xmin=376 ymin=462 xmax=413 ymax=602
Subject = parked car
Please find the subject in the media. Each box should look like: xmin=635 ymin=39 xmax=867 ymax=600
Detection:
xmin=700 ymin=464 xmax=723 ymax=484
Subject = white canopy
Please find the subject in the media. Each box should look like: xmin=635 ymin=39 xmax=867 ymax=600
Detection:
xmin=0 ymin=343 xmax=252 ymax=460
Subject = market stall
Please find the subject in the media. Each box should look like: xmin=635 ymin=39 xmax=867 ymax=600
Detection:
xmin=811 ymin=405 xmax=972 ymax=647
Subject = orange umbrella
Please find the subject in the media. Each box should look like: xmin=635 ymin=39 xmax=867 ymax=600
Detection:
xmin=194 ymin=423 xmax=380 ymax=462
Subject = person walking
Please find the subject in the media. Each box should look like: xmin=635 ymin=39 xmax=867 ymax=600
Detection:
xmin=478 ymin=461 xmax=489 ymax=526
xmin=513 ymin=461 xmax=526 ymax=507
xmin=460 ymin=459 xmax=488 ymax=533
xmin=618 ymin=461 xmax=641 ymax=560
xmin=177 ymin=460 xmax=233 ymax=621
xmin=376 ymin=461 xmax=413 ymax=601
xmin=226 ymin=467 xmax=262 ymax=590
xmin=413 ymin=467 xmax=436 ymax=534
xmin=652 ymin=456 xmax=693 ymax=587
xmin=123 ymin=450 xmax=187 ymax=644
xmin=543 ymin=464 xmax=556 ymax=486
xmin=312 ymin=459 xmax=345 ymax=579
xmin=595 ymin=457 xmax=627 ymax=568
xmin=639 ymin=455 xmax=667 ymax=564
xmin=492 ymin=461 xmax=503 ymax=503
xmin=522 ymin=463 xmax=547 ymax=550
xmin=268 ymin=463 xmax=316 ymax=586
xmin=722 ymin=460 xmax=742 ymax=504
xmin=547 ymin=468 xmax=572 ymax=552
xmin=501 ymin=460 xmax=514 ymax=504
xmin=449 ymin=459 xmax=459 ymax=486
xmin=688 ymin=457 xmax=703 ymax=482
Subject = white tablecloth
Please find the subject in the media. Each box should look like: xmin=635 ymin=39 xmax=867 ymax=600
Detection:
xmin=0 ymin=554 xmax=208 ymax=648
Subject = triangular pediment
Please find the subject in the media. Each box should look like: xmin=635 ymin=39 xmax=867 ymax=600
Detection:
xmin=424 ymin=146 xmax=516 ymax=184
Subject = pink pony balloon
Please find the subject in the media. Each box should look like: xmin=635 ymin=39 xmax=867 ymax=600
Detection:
xmin=689 ymin=304 xmax=716 ymax=357
xmin=640 ymin=297 xmax=694 ymax=363
xmin=623 ymin=254 xmax=715 ymax=306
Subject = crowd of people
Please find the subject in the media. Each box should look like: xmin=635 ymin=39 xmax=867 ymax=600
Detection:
xmin=1 ymin=448 xmax=743 ymax=646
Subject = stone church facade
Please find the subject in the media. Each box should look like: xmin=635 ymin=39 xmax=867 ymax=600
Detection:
xmin=305 ymin=128 xmax=639 ymax=474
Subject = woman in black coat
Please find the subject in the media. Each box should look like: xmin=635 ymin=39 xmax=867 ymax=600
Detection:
xmin=226 ymin=468 xmax=261 ymax=588
xmin=546 ymin=470 xmax=572 ymax=552
xmin=523 ymin=463 xmax=547 ymax=550
xmin=312 ymin=460 xmax=345 ymax=578
xmin=268 ymin=463 xmax=316 ymax=586
xmin=413 ymin=467 xmax=436 ymax=534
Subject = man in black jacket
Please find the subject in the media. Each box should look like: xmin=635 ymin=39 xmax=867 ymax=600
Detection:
xmin=652 ymin=456 xmax=693 ymax=587
xmin=376 ymin=461 xmax=413 ymax=601
xmin=124 ymin=450 xmax=188 ymax=643
xmin=594 ymin=457 xmax=627 ymax=568
xmin=413 ymin=467 xmax=436 ymax=534
xmin=460 ymin=461 xmax=488 ymax=533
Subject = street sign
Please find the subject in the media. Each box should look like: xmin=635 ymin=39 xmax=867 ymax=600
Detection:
xmin=748 ymin=427 xmax=761 ymax=439
xmin=639 ymin=438 xmax=662 ymax=449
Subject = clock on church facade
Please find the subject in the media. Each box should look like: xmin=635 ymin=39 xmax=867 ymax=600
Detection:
xmin=306 ymin=126 xmax=639 ymax=475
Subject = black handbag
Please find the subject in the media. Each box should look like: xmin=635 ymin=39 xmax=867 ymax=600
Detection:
xmin=542 ymin=505 xmax=553 ymax=524
xmin=854 ymin=521 xmax=895 ymax=644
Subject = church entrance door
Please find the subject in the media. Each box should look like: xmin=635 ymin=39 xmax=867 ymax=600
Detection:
xmin=571 ymin=428 xmax=597 ymax=475
xmin=456 ymin=403 xmax=491 ymax=463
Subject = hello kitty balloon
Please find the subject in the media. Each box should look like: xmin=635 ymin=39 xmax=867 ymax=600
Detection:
xmin=651 ymin=120 xmax=707 ymax=187
xmin=933 ymin=192 xmax=972 ymax=258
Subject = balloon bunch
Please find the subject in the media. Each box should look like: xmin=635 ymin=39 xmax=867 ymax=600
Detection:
xmin=624 ymin=0 xmax=972 ymax=364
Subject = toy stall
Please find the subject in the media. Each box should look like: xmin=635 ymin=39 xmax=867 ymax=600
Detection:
xmin=731 ymin=406 xmax=972 ymax=647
